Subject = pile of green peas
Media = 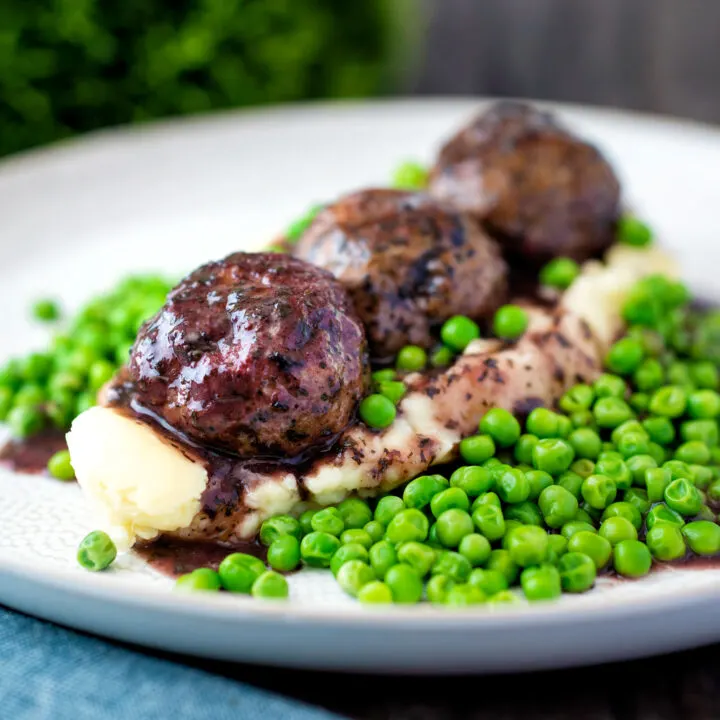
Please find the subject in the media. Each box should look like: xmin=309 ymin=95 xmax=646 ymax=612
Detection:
xmin=0 ymin=275 xmax=175 ymax=477
xmin=230 ymin=270 xmax=720 ymax=606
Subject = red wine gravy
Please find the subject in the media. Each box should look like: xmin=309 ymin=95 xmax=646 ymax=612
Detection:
xmin=0 ymin=430 xmax=67 ymax=475
xmin=134 ymin=538 xmax=267 ymax=578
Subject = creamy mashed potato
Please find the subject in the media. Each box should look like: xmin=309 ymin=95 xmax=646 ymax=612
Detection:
xmin=67 ymin=407 xmax=207 ymax=549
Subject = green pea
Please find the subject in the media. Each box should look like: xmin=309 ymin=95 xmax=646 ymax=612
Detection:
xmin=532 ymin=438 xmax=575 ymax=475
xmin=559 ymin=384 xmax=595 ymax=414
xmin=501 ymin=520 xmax=524 ymax=548
xmin=426 ymin=574 xmax=454 ymax=604
xmin=427 ymin=522 xmax=441 ymax=548
xmin=397 ymin=541 xmax=436 ymax=577
xmin=611 ymin=419 xmax=647 ymax=445
xmin=521 ymin=565 xmax=562 ymax=601
xmin=691 ymin=464 xmax=714 ymax=490
xmin=570 ymin=410 xmax=596 ymax=428
xmin=691 ymin=361 xmax=719 ymax=389
xmin=514 ymin=434 xmax=539 ymax=465
xmin=581 ymin=502 xmax=603 ymax=524
xmin=396 ymin=345 xmax=427 ymax=372
xmin=479 ymin=408 xmax=521 ymax=447
xmin=311 ymin=507 xmax=345 ymax=536
xmin=570 ymin=459 xmax=596 ymax=479
xmin=372 ymin=369 xmax=396 ymax=384
xmin=472 ymin=504 xmax=506 ymax=541
xmin=471 ymin=490 xmax=501 ymax=512
xmin=649 ymin=385 xmax=687 ymax=418
xmin=385 ymin=509 xmax=429 ymax=544
xmin=681 ymin=419 xmax=718 ymax=448
xmin=598 ymin=516 xmax=637 ymax=545
xmin=450 ymin=466 xmax=493 ymax=497
xmin=634 ymin=358 xmax=664 ymax=392
xmin=574 ymin=508 xmax=596 ymax=525
xmin=663 ymin=460 xmax=695 ymax=482
xmin=602 ymin=501 xmax=643 ymax=530
xmin=298 ymin=509 xmax=319 ymax=536
xmin=76 ymin=530 xmax=117 ymax=572
xmin=431 ymin=487 xmax=470 ymax=518
xmin=593 ymin=397 xmax=633 ymax=429
xmin=336 ymin=560 xmax=375 ymax=598
xmin=606 ymin=337 xmax=644 ymax=375
xmin=682 ymin=521 xmax=720 ymax=555
xmin=708 ymin=478 xmax=720 ymax=505
xmin=458 ymin=533 xmax=492 ymax=567
xmin=539 ymin=257 xmax=580 ymax=289
xmin=435 ymin=509 xmax=474 ymax=548
xmin=251 ymin=571 xmax=289 ymax=599
xmin=629 ymin=392 xmax=650 ymax=413
xmin=267 ymin=535 xmax=301 ymax=572
xmin=494 ymin=304 xmax=529 ymax=340
xmin=526 ymin=408 xmax=560 ymax=438
xmin=645 ymin=524 xmax=686 ymax=562
xmin=666 ymin=361 xmax=693 ymax=387
xmin=695 ymin=505 xmax=717 ymax=523
xmin=375 ymin=495 xmax=406 ymax=523
xmin=175 ymin=568 xmax=222 ymax=592
xmin=259 ymin=515 xmax=302 ymax=546
xmin=593 ymin=373 xmax=628 ymax=399
xmin=441 ymin=315 xmax=481 ymax=352
xmin=567 ymin=531 xmax=612 ymax=570
xmin=358 ymin=581 xmax=393 ymax=604
xmin=616 ymin=432 xmax=651 ymax=460
xmin=537 ymin=485 xmax=578 ymax=529
xmin=468 ymin=568 xmax=508 ymax=596
xmin=568 ymin=428 xmax=602 ymax=460
xmin=368 ymin=541 xmax=397 ymax=580
xmin=13 ymin=384 xmax=46 ymax=408
xmin=623 ymin=488 xmax=652 ymax=517
xmin=558 ymin=552 xmax=597 ymax=592
xmin=88 ymin=360 xmax=116 ymax=392
xmin=546 ymin=534 xmax=568 ymax=563
xmin=495 ymin=467 xmax=531 ymax=504
xmin=32 ymin=298 xmax=61 ymax=322
xmin=647 ymin=442 xmax=667 ymax=466
xmin=359 ymin=394 xmax=396 ymax=429
xmin=47 ymin=449 xmax=75 ymax=481
xmin=626 ymin=455 xmax=658 ymax=487
xmin=664 ymin=478 xmax=704 ymax=516
xmin=483 ymin=549 xmax=518 ymax=585
xmin=687 ymin=390 xmax=720 ymax=419
xmin=675 ymin=441 xmax=711 ymax=466
xmin=459 ymin=434 xmax=496 ymax=464
xmin=363 ymin=521 xmax=385 ymax=544
xmin=403 ymin=475 xmax=448 ymax=510
xmin=432 ymin=551 xmax=472 ymax=582
xmin=557 ymin=471 xmax=584 ymax=498
xmin=618 ymin=215 xmax=653 ymax=246
xmin=218 ymin=553 xmax=266 ymax=593
xmin=300 ymin=532 xmax=341 ymax=568
xmin=644 ymin=467 xmax=671 ymax=503
xmin=505 ymin=525 xmax=549 ymax=567
xmin=340 ymin=529 xmax=373 ymax=549
xmin=525 ymin=470 xmax=553 ymax=501
xmin=505 ymin=501 xmax=544 ymax=526
xmin=430 ymin=346 xmax=454 ymax=368
xmin=7 ymin=406 xmax=45 ymax=438
xmin=336 ymin=497 xmax=373 ymax=530
xmin=613 ymin=540 xmax=653 ymax=577
xmin=581 ymin=474 xmax=617 ymax=510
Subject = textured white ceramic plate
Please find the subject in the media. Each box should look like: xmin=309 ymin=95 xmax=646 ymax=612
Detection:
xmin=1 ymin=100 xmax=720 ymax=674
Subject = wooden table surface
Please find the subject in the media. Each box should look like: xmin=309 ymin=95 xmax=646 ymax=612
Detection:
xmin=184 ymin=641 xmax=720 ymax=719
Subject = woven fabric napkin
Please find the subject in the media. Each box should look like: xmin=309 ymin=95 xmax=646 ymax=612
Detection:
xmin=1 ymin=606 xmax=342 ymax=720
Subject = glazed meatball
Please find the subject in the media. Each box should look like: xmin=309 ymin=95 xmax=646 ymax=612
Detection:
xmin=429 ymin=101 xmax=621 ymax=263
xmin=293 ymin=189 xmax=508 ymax=360
xmin=128 ymin=252 xmax=369 ymax=457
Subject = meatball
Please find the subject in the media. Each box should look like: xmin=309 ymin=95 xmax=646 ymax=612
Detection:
xmin=429 ymin=101 xmax=621 ymax=263
xmin=293 ymin=189 xmax=508 ymax=360
xmin=128 ymin=252 xmax=369 ymax=458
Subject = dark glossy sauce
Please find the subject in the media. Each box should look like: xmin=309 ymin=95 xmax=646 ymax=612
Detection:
xmin=0 ymin=430 xmax=67 ymax=475
xmin=135 ymin=538 xmax=266 ymax=578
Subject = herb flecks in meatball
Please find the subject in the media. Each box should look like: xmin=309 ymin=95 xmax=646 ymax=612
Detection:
xmin=294 ymin=189 xmax=508 ymax=360
xmin=129 ymin=253 xmax=369 ymax=457
xmin=429 ymin=101 xmax=621 ymax=263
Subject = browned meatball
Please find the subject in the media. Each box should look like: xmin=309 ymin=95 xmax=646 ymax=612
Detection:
xmin=429 ymin=101 xmax=621 ymax=263
xmin=293 ymin=189 xmax=508 ymax=360
xmin=127 ymin=252 xmax=369 ymax=457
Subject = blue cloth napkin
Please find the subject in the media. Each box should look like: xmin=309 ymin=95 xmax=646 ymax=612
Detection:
xmin=0 ymin=606 xmax=342 ymax=720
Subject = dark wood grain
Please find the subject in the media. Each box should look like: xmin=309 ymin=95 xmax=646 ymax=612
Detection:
xmin=413 ymin=0 xmax=720 ymax=124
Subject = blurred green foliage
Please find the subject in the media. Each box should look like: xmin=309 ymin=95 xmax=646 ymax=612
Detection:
xmin=0 ymin=0 xmax=395 ymax=156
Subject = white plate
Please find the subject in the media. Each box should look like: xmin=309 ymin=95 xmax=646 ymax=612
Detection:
xmin=1 ymin=99 xmax=720 ymax=675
